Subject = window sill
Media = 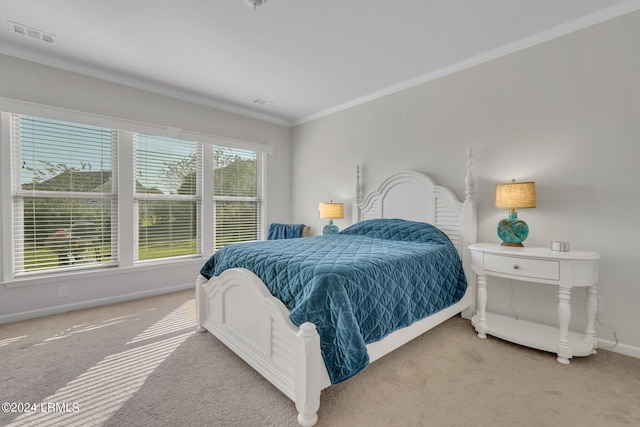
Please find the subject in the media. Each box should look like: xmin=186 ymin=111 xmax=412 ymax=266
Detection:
xmin=2 ymin=256 xmax=207 ymax=289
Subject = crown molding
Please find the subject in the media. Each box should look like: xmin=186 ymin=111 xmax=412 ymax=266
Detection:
xmin=2 ymin=0 xmax=639 ymax=129
xmin=0 ymin=43 xmax=292 ymax=127
xmin=291 ymin=0 xmax=640 ymax=126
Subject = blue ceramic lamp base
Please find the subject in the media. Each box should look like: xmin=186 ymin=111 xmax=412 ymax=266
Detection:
xmin=323 ymin=219 xmax=339 ymax=235
xmin=497 ymin=211 xmax=529 ymax=247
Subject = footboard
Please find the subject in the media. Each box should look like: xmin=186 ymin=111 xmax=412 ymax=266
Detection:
xmin=196 ymin=269 xmax=330 ymax=426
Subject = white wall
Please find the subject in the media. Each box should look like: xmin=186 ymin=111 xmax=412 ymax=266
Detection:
xmin=291 ymin=11 xmax=640 ymax=356
xmin=0 ymin=54 xmax=292 ymax=322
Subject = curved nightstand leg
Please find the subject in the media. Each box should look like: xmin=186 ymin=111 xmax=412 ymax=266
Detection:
xmin=475 ymin=274 xmax=488 ymax=339
xmin=557 ymin=286 xmax=572 ymax=364
xmin=585 ymin=284 xmax=598 ymax=354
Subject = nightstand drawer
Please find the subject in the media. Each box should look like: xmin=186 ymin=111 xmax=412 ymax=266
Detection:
xmin=484 ymin=254 xmax=560 ymax=280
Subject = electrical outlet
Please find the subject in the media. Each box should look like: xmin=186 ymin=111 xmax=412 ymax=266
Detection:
xmin=597 ymin=296 xmax=604 ymax=313
xmin=58 ymin=285 xmax=68 ymax=298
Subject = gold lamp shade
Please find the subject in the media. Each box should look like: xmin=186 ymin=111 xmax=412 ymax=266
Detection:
xmin=495 ymin=181 xmax=536 ymax=211
xmin=318 ymin=202 xmax=344 ymax=220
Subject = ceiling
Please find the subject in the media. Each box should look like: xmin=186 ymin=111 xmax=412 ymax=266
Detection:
xmin=0 ymin=0 xmax=638 ymax=126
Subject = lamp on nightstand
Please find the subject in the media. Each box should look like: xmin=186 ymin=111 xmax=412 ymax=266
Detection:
xmin=319 ymin=201 xmax=344 ymax=235
xmin=495 ymin=180 xmax=536 ymax=247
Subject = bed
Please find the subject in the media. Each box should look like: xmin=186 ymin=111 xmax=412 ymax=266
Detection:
xmin=195 ymin=150 xmax=477 ymax=426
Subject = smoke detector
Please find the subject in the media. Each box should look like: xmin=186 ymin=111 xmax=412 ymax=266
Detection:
xmin=8 ymin=21 xmax=55 ymax=44
xmin=245 ymin=0 xmax=266 ymax=10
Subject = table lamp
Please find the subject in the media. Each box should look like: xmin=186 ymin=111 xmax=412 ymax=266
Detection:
xmin=495 ymin=180 xmax=536 ymax=247
xmin=319 ymin=201 xmax=344 ymax=235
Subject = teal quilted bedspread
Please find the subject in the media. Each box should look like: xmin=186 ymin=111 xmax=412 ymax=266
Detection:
xmin=200 ymin=218 xmax=467 ymax=384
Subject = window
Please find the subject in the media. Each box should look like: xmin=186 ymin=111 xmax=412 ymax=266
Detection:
xmin=213 ymin=146 xmax=263 ymax=249
xmin=4 ymin=110 xmax=267 ymax=281
xmin=11 ymin=115 xmax=118 ymax=275
xmin=134 ymin=134 xmax=201 ymax=261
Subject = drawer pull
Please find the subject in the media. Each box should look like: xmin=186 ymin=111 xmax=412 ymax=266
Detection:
xmin=513 ymin=265 xmax=520 ymax=270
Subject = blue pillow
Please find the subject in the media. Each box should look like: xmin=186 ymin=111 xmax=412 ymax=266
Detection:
xmin=340 ymin=218 xmax=451 ymax=245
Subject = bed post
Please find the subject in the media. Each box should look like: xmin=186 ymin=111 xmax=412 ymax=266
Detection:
xmin=352 ymin=164 xmax=362 ymax=224
xmin=295 ymin=322 xmax=322 ymax=427
xmin=195 ymin=275 xmax=208 ymax=332
xmin=461 ymin=148 xmax=477 ymax=320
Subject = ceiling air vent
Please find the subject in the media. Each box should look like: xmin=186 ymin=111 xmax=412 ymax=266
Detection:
xmin=253 ymin=98 xmax=273 ymax=106
xmin=8 ymin=21 xmax=55 ymax=44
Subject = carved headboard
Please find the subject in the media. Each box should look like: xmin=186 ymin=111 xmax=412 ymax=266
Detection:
xmin=352 ymin=150 xmax=477 ymax=262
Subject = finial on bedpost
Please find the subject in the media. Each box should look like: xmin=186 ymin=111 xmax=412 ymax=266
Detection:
xmin=465 ymin=148 xmax=475 ymax=202
xmin=355 ymin=164 xmax=362 ymax=204
xmin=353 ymin=164 xmax=363 ymax=225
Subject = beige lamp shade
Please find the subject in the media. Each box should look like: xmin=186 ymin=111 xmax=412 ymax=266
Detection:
xmin=495 ymin=181 xmax=536 ymax=210
xmin=319 ymin=202 xmax=344 ymax=219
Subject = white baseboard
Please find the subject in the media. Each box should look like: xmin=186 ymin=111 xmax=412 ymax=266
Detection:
xmin=598 ymin=338 xmax=640 ymax=359
xmin=3 ymin=287 xmax=639 ymax=362
xmin=0 ymin=282 xmax=194 ymax=324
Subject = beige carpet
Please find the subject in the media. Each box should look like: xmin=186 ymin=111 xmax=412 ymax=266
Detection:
xmin=1 ymin=289 xmax=639 ymax=427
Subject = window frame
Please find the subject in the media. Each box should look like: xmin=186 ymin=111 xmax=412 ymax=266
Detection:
xmin=0 ymin=103 xmax=272 ymax=287
xmin=212 ymin=145 xmax=265 ymax=250
xmin=10 ymin=114 xmax=119 ymax=277
xmin=133 ymin=135 xmax=203 ymax=263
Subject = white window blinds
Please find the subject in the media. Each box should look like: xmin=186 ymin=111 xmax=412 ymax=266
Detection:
xmin=134 ymin=134 xmax=201 ymax=261
xmin=6 ymin=111 xmax=267 ymax=280
xmin=11 ymin=115 xmax=118 ymax=274
xmin=213 ymin=146 xmax=262 ymax=249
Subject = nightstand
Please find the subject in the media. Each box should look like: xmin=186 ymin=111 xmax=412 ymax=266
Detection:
xmin=468 ymin=243 xmax=600 ymax=364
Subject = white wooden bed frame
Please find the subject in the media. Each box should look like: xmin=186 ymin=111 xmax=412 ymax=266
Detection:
xmin=196 ymin=150 xmax=477 ymax=426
